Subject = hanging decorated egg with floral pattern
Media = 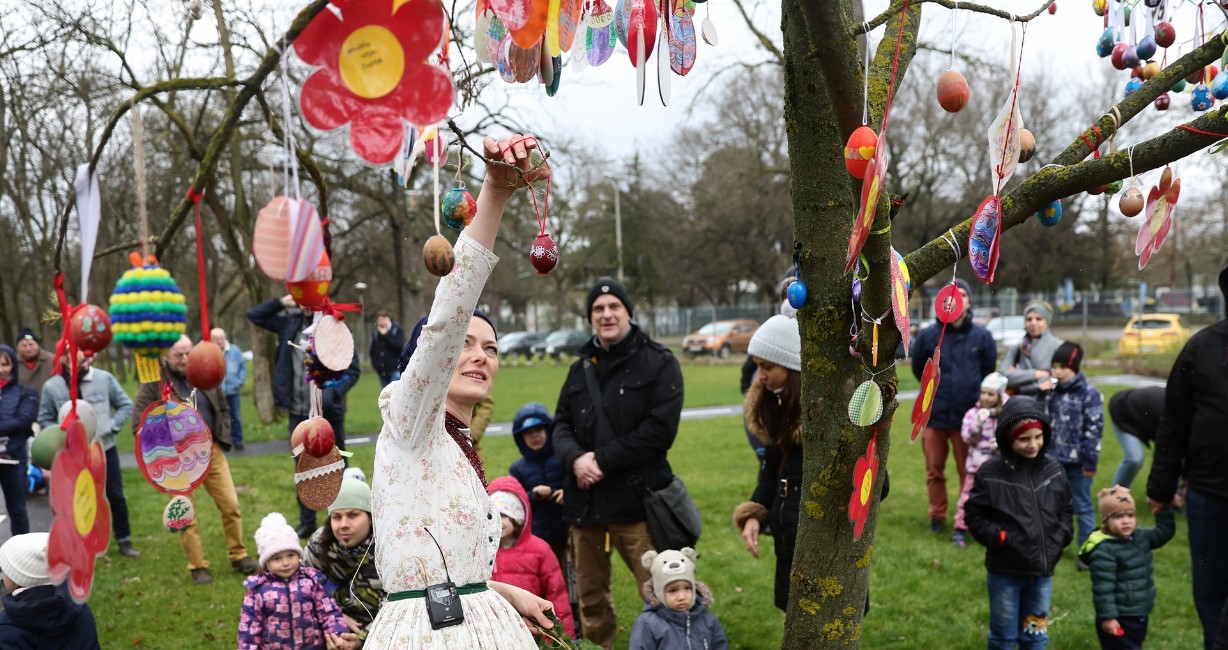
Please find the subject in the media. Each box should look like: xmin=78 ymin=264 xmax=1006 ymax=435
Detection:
xmin=529 ymin=232 xmax=559 ymax=274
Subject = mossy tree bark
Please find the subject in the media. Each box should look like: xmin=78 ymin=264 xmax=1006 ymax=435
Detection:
xmin=781 ymin=1 xmax=1227 ymax=648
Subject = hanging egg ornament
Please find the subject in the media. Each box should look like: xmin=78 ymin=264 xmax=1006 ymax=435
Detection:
xmin=1212 ymin=72 xmax=1228 ymax=100
xmin=1191 ymin=84 xmax=1214 ymax=112
xmin=186 ymin=341 xmax=226 ymax=392
xmin=1036 ymin=200 xmax=1062 ymax=227
xmin=1048 ymin=1 xmax=1057 ymax=14
xmin=787 ymin=280 xmax=807 ymax=309
xmin=1124 ymin=77 xmax=1143 ymax=97
xmin=1121 ymin=46 xmax=1140 ymax=69
xmin=1091 ymin=0 xmax=1106 ymax=16
xmin=1096 ymin=28 xmax=1115 ymax=57
xmin=68 ymin=304 xmax=112 ymax=357
xmin=1154 ymin=22 xmax=1176 ymax=48
xmin=1018 ymin=129 xmax=1036 ymax=163
xmin=1142 ymin=60 xmax=1160 ymax=80
xmin=108 ymin=254 xmax=188 ymax=364
xmin=1111 ymin=43 xmax=1128 ymax=69
xmin=1130 ymin=64 xmax=1144 ymax=79
xmin=936 ymin=69 xmax=970 ymax=113
xmin=1137 ymin=36 xmax=1157 ymax=61
xmin=441 ymin=182 xmax=478 ymax=230
xmin=529 ymin=232 xmax=559 ymax=274
xmin=1171 ymin=77 xmax=1187 ymax=93
xmin=1186 ymin=69 xmax=1204 ymax=84
xmin=1119 ymin=187 xmax=1145 ymax=217
xmin=844 ymin=126 xmax=877 ymax=179
xmin=286 ymin=251 xmax=332 ymax=311
xmin=423 ymin=236 xmax=456 ymax=276
xmin=1155 ymin=93 xmax=1171 ymax=110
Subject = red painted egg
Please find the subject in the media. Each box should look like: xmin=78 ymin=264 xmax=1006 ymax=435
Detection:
xmin=529 ymin=232 xmax=559 ymax=274
xmin=286 ymin=252 xmax=332 ymax=311
xmin=844 ymin=126 xmax=877 ymax=179
xmin=186 ymin=341 xmax=226 ymax=391
xmin=936 ymin=69 xmax=970 ymax=113
xmin=1154 ymin=22 xmax=1175 ymax=48
xmin=1048 ymin=1 xmax=1056 ymax=14
xmin=1155 ymin=93 xmax=1170 ymax=110
xmin=1111 ymin=43 xmax=1128 ymax=70
xmin=303 ymin=418 xmax=336 ymax=458
xmin=69 ymin=304 xmax=112 ymax=356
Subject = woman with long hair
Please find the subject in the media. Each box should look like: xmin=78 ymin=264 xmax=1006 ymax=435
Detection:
xmin=731 ymin=315 xmax=802 ymax=612
xmin=0 ymin=345 xmax=38 ymax=536
xmin=363 ymin=134 xmax=556 ymax=649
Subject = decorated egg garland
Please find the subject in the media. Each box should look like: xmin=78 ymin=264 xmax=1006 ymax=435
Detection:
xmin=109 ymin=253 xmax=187 ymax=383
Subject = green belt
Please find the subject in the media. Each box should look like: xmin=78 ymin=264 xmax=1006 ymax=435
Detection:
xmin=387 ymin=582 xmax=489 ymax=602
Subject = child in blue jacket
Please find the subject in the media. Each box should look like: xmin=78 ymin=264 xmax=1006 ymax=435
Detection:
xmin=1043 ymin=342 xmax=1104 ymax=556
xmin=630 ymin=548 xmax=728 ymax=650
xmin=509 ymin=402 xmax=567 ymax=562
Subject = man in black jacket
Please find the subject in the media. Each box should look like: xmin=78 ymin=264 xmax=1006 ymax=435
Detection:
xmin=553 ymin=278 xmax=684 ymax=650
xmin=368 ymin=310 xmax=405 ymax=387
xmin=248 ymin=295 xmax=361 ymax=538
xmin=1147 ymin=264 xmax=1228 ymax=650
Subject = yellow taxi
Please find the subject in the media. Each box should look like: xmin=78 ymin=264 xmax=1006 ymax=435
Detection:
xmin=1118 ymin=314 xmax=1191 ymax=355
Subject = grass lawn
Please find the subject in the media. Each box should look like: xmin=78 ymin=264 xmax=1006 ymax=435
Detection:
xmin=90 ymin=371 xmax=1201 ymax=648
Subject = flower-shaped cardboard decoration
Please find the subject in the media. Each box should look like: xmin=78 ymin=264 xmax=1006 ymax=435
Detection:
xmin=911 ymin=350 xmax=940 ymax=441
xmin=295 ymin=0 xmax=452 ymax=165
xmin=47 ymin=419 xmax=111 ymax=603
xmin=1135 ymin=167 xmax=1180 ymax=270
xmin=889 ymin=248 xmax=911 ymax=356
xmin=848 ymin=434 xmax=879 ymax=540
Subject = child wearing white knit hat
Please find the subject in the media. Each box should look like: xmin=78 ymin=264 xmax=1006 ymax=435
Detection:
xmin=0 ymin=532 xmax=101 ymax=647
xmin=238 ymin=513 xmax=356 ymax=649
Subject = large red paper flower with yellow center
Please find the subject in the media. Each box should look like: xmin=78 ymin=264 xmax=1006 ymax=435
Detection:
xmin=848 ymin=435 xmax=879 ymax=540
xmin=47 ymin=416 xmax=111 ymax=603
xmin=295 ymin=0 xmax=453 ymax=164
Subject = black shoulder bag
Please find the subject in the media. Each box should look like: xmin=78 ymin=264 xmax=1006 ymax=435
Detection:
xmin=582 ymin=359 xmax=702 ymax=550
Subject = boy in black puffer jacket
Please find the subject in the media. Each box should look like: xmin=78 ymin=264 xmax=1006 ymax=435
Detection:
xmin=509 ymin=402 xmax=568 ymax=567
xmin=966 ymin=396 xmax=1073 ymax=650
xmin=1078 ymin=485 xmax=1175 ymax=649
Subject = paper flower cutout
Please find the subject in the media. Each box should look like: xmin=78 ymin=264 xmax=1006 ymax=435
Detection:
xmin=1135 ymin=167 xmax=1180 ymax=270
xmin=845 ymin=132 xmax=888 ymax=274
xmin=848 ymin=434 xmax=879 ymax=540
xmin=48 ymin=419 xmax=111 ymax=603
xmin=911 ymin=350 xmax=941 ymax=440
xmin=295 ymin=0 xmax=453 ymax=164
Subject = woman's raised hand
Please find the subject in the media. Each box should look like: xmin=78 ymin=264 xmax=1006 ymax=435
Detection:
xmin=481 ymin=134 xmax=550 ymax=199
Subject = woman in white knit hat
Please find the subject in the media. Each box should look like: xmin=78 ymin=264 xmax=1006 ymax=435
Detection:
xmin=730 ymin=314 xmax=803 ymax=611
xmin=0 ymin=532 xmax=100 ymax=648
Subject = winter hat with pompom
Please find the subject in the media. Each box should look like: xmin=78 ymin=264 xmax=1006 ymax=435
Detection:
xmin=255 ymin=513 xmax=302 ymax=568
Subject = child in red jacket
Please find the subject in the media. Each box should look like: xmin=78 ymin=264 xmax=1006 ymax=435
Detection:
xmin=487 ymin=476 xmax=575 ymax=638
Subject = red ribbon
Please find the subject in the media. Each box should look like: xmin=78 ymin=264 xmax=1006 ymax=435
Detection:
xmin=50 ymin=272 xmax=80 ymax=433
xmin=317 ymin=299 xmax=362 ymax=321
xmin=187 ymin=188 xmax=210 ymax=337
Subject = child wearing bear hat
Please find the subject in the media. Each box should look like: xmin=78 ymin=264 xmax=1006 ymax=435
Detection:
xmin=238 ymin=513 xmax=356 ymax=650
xmin=1078 ymin=485 xmax=1176 ymax=648
xmin=629 ymin=547 xmax=728 ymax=649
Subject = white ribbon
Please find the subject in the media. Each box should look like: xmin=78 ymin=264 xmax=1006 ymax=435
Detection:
xmin=74 ymin=164 xmax=101 ymax=303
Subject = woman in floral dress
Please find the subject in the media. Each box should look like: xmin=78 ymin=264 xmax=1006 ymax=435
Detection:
xmin=364 ymin=134 xmax=554 ymax=649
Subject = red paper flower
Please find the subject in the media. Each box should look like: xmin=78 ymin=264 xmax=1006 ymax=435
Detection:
xmin=295 ymin=0 xmax=453 ymax=164
xmin=47 ymin=419 xmax=111 ymax=603
xmin=848 ymin=435 xmax=879 ymax=540
xmin=911 ymin=350 xmax=941 ymax=441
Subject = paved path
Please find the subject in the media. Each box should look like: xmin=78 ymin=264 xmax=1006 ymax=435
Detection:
xmin=1 ymin=373 xmax=1166 ymax=545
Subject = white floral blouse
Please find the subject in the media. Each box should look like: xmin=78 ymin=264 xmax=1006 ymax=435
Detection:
xmin=366 ymin=235 xmax=535 ymax=648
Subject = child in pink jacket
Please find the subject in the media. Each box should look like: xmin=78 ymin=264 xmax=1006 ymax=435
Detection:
xmin=487 ymin=476 xmax=575 ymax=637
xmin=953 ymin=372 xmax=1008 ymax=548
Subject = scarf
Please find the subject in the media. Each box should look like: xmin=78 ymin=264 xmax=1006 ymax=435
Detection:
xmin=445 ymin=411 xmax=487 ymax=487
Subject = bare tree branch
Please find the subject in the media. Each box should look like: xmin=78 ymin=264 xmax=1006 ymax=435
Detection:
xmin=857 ymin=0 xmax=1055 ymax=35
xmin=730 ymin=0 xmax=783 ymax=65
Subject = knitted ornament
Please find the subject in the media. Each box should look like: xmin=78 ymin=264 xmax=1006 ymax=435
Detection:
xmin=109 ymin=253 xmax=187 ymax=383
xmin=442 ymin=183 xmax=478 ymax=229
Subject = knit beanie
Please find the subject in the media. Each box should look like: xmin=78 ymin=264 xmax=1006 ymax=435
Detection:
xmin=1023 ymin=300 xmax=1054 ymax=323
xmin=748 ymin=315 xmax=801 ymax=372
xmin=1008 ymin=418 xmax=1044 ymax=445
xmin=490 ymin=490 xmax=525 ymax=525
xmin=343 ymin=466 xmax=367 ymax=484
xmin=586 ymin=278 xmax=634 ymax=318
xmin=981 ymin=371 xmax=1008 ymax=395
xmin=641 ymin=548 xmax=697 ymax=606
xmin=1053 ymin=341 xmax=1083 ymax=374
xmin=952 ymin=278 xmax=972 ymax=297
xmin=16 ymin=327 xmax=39 ymax=344
xmin=1098 ymin=485 xmax=1136 ymax=523
xmin=328 ymin=478 xmax=372 ymax=515
xmin=0 ymin=532 xmax=51 ymax=588
xmin=255 ymin=513 xmax=302 ymax=568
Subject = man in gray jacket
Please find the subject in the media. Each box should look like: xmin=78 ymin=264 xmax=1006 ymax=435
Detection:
xmin=1000 ymin=300 xmax=1064 ymax=396
xmin=38 ymin=351 xmax=138 ymax=557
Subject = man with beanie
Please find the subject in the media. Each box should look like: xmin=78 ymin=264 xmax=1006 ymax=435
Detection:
xmin=39 ymin=350 xmax=139 ymax=558
xmin=135 ymin=335 xmax=258 ymax=584
xmin=0 ymin=532 xmax=101 ymax=648
xmin=1148 ymin=263 xmax=1228 ymax=650
xmin=1044 ymin=341 xmax=1104 ymax=559
xmin=554 ymin=277 xmax=685 ymax=650
xmin=911 ymin=279 xmax=997 ymax=535
xmin=1000 ymin=300 xmax=1065 ymax=396
xmin=14 ymin=328 xmax=56 ymax=394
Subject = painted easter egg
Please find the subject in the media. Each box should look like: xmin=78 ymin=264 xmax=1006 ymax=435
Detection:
xmin=1155 ymin=93 xmax=1170 ymax=110
xmin=508 ymin=39 xmax=541 ymax=83
xmin=936 ymin=69 xmax=970 ymax=113
xmin=1119 ymin=187 xmax=1145 ymax=217
xmin=69 ymin=304 xmax=112 ymax=356
xmin=1111 ymin=43 xmax=1128 ymax=69
xmin=135 ymin=399 xmax=214 ymax=495
xmin=1171 ymin=77 xmax=1186 ymax=93
xmin=31 ymin=425 xmax=66 ymax=470
xmin=1191 ymin=84 xmax=1214 ymax=111
xmin=1142 ymin=60 xmax=1160 ymax=80
xmin=530 ymin=232 xmax=559 ymax=274
xmin=1136 ymin=36 xmax=1157 ymax=61
xmin=1121 ymin=45 xmax=1140 ymax=69
xmin=1095 ymin=28 xmax=1114 ymax=58
xmin=1154 ymin=22 xmax=1175 ymax=48
xmin=424 ymin=236 xmax=455 ymax=277
xmin=1036 ymin=200 xmax=1062 ymax=227
xmin=57 ymin=400 xmax=97 ymax=442
xmin=1018 ymin=129 xmax=1036 ymax=163
xmin=1213 ymin=72 xmax=1228 ymax=100
xmin=442 ymin=185 xmax=478 ymax=229
xmin=1091 ymin=0 xmax=1106 ymax=16
xmin=286 ymin=251 xmax=332 ymax=311
xmin=1124 ymin=78 xmax=1143 ymax=97
xmin=787 ymin=280 xmax=807 ymax=309
xmin=186 ymin=341 xmax=226 ymax=392
xmin=163 ymin=495 xmax=196 ymax=533
xmin=844 ymin=126 xmax=877 ymax=179
xmin=300 ymin=417 xmax=336 ymax=458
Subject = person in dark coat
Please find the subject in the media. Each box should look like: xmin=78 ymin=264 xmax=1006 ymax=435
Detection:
xmin=1078 ymin=485 xmax=1175 ymax=648
xmin=553 ymin=278 xmax=684 ymax=650
xmin=1147 ymin=263 xmax=1228 ymax=650
xmin=0 ymin=532 xmax=101 ymax=649
xmin=1107 ymin=386 xmax=1166 ymax=490
xmin=509 ymin=402 xmax=567 ymax=563
xmin=965 ymin=396 xmax=1073 ymax=650
xmin=368 ymin=310 xmax=406 ymax=388
xmin=0 ymin=345 xmax=38 ymax=536
xmin=248 ymin=295 xmax=360 ymax=538
xmin=911 ymin=279 xmax=998 ymax=536
xmin=13 ymin=328 xmax=56 ymax=394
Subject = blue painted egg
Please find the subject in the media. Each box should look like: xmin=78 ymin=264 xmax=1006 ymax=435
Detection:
xmin=1213 ymin=72 xmax=1228 ymax=100
xmin=1191 ymin=84 xmax=1214 ymax=111
xmin=1136 ymin=35 xmax=1157 ymax=60
xmin=1096 ymin=28 xmax=1115 ymax=58
xmin=787 ymin=280 xmax=807 ymax=309
xmin=1124 ymin=78 xmax=1143 ymax=97
xmin=1036 ymin=200 xmax=1062 ymax=227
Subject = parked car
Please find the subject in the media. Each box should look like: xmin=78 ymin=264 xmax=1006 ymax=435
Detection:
xmin=682 ymin=319 xmax=759 ymax=358
xmin=1118 ymin=313 xmax=1190 ymax=356
xmin=530 ymin=329 xmax=591 ymax=361
xmin=984 ymin=315 xmax=1027 ymax=348
xmin=971 ymin=307 xmax=1002 ymax=326
xmin=498 ymin=331 xmax=547 ymax=361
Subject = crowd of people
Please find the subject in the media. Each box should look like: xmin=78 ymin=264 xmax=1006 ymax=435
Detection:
xmin=0 ymin=136 xmax=1226 ymax=649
